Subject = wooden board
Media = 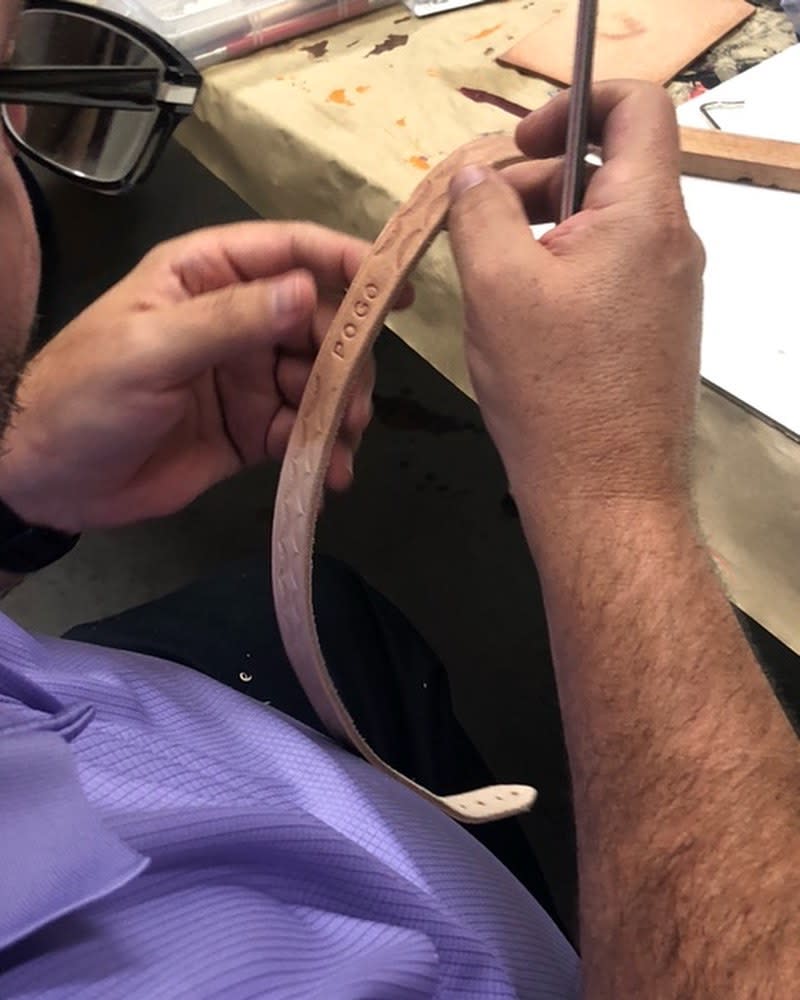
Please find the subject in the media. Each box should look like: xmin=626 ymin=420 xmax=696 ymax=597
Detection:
xmin=679 ymin=127 xmax=800 ymax=193
xmin=499 ymin=0 xmax=755 ymax=86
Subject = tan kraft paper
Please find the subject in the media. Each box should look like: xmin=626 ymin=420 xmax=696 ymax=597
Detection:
xmin=177 ymin=2 xmax=800 ymax=652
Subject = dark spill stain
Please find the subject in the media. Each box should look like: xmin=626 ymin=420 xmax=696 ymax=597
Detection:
xmin=366 ymin=33 xmax=408 ymax=58
xmin=484 ymin=46 xmax=495 ymax=57
xmin=459 ymin=86 xmax=531 ymax=119
xmin=373 ymin=393 xmax=478 ymax=435
xmin=301 ymin=39 xmax=328 ymax=58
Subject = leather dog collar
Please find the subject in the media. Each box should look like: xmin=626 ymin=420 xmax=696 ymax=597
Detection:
xmin=272 ymin=134 xmax=536 ymax=825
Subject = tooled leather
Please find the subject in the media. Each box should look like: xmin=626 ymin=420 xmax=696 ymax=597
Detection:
xmin=271 ymin=134 xmax=537 ymax=824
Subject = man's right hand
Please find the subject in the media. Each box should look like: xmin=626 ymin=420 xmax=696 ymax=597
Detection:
xmin=449 ymin=82 xmax=800 ymax=1000
xmin=448 ymin=81 xmax=705 ymax=552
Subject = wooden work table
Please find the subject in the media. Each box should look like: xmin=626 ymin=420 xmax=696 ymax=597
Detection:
xmin=177 ymin=0 xmax=800 ymax=651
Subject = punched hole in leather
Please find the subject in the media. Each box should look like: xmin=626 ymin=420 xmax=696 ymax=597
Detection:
xmin=271 ymin=134 xmax=537 ymax=824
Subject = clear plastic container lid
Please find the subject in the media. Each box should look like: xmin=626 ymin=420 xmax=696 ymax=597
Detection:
xmin=97 ymin=0 xmax=396 ymax=66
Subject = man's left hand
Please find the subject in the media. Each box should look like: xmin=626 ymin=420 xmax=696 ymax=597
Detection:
xmin=0 ymin=221 xmax=397 ymax=533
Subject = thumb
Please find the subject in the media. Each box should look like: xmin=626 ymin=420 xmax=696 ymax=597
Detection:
xmin=448 ymin=166 xmax=550 ymax=302
xmin=145 ymin=269 xmax=317 ymax=382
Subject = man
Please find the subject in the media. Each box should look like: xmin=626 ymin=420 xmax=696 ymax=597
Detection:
xmin=1 ymin=0 xmax=798 ymax=995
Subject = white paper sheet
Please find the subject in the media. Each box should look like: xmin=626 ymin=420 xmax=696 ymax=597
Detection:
xmin=677 ymin=44 xmax=800 ymax=437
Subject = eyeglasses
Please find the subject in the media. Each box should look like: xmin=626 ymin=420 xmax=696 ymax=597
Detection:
xmin=0 ymin=0 xmax=201 ymax=192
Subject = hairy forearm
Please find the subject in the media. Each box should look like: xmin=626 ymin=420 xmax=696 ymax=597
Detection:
xmin=526 ymin=498 xmax=799 ymax=997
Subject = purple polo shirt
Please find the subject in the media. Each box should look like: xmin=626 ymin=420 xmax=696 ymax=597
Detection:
xmin=0 ymin=612 xmax=579 ymax=998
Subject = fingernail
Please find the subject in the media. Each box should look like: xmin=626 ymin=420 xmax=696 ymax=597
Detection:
xmin=273 ymin=274 xmax=306 ymax=327
xmin=450 ymin=165 xmax=489 ymax=199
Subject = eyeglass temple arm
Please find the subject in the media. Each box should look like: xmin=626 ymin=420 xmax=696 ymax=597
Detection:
xmin=0 ymin=66 xmax=161 ymax=111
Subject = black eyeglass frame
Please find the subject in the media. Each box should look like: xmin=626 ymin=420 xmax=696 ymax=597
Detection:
xmin=0 ymin=0 xmax=202 ymax=192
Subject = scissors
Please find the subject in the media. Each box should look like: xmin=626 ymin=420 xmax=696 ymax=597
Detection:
xmin=560 ymin=0 xmax=599 ymax=221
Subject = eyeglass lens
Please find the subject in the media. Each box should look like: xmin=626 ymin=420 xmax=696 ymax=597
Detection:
xmin=3 ymin=9 xmax=161 ymax=183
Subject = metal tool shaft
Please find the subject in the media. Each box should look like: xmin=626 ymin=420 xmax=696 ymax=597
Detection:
xmin=560 ymin=0 xmax=599 ymax=221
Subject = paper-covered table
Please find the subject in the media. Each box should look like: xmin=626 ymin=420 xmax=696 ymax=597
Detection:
xmin=177 ymin=0 xmax=800 ymax=652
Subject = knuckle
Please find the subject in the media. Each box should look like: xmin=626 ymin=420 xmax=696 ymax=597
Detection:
xmin=688 ymin=231 xmax=707 ymax=275
xmin=665 ymin=213 xmax=700 ymax=263
xmin=115 ymin=313 xmax=161 ymax=375
xmin=638 ymin=201 xmax=697 ymax=259
xmin=119 ymin=311 xmax=153 ymax=348
xmin=455 ymin=173 xmax=512 ymax=221
xmin=606 ymin=78 xmax=674 ymax=114
xmin=651 ymin=212 xmax=706 ymax=288
xmin=634 ymin=79 xmax=673 ymax=109
xmin=209 ymin=284 xmax=244 ymax=321
xmin=140 ymin=237 xmax=178 ymax=270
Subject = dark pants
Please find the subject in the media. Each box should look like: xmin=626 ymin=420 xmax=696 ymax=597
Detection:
xmin=65 ymin=555 xmax=564 ymax=932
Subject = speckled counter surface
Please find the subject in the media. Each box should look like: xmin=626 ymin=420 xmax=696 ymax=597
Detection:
xmin=177 ymin=2 xmax=800 ymax=652
xmin=670 ymin=0 xmax=795 ymax=100
xmin=176 ymin=0 xmax=796 ymax=378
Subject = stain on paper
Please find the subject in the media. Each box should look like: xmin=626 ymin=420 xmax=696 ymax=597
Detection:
xmin=301 ymin=39 xmax=328 ymax=58
xmin=395 ymin=117 xmax=406 ymax=127
xmin=468 ymin=24 xmax=502 ymax=41
xmin=355 ymin=84 xmax=370 ymax=93
xmin=367 ymin=34 xmax=409 ymax=57
xmin=459 ymin=86 xmax=531 ymax=118
xmin=327 ymin=88 xmax=353 ymax=105
xmin=408 ymin=155 xmax=429 ymax=171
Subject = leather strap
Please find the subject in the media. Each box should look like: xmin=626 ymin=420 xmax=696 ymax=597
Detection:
xmin=271 ymin=134 xmax=537 ymax=825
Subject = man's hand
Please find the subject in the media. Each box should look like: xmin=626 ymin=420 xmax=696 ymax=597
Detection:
xmin=450 ymin=83 xmax=800 ymax=998
xmin=0 ymin=222 xmax=403 ymax=533
xmin=449 ymin=82 xmax=705 ymax=552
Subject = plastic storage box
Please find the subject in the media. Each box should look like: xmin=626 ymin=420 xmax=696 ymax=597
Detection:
xmin=97 ymin=0 xmax=395 ymax=67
